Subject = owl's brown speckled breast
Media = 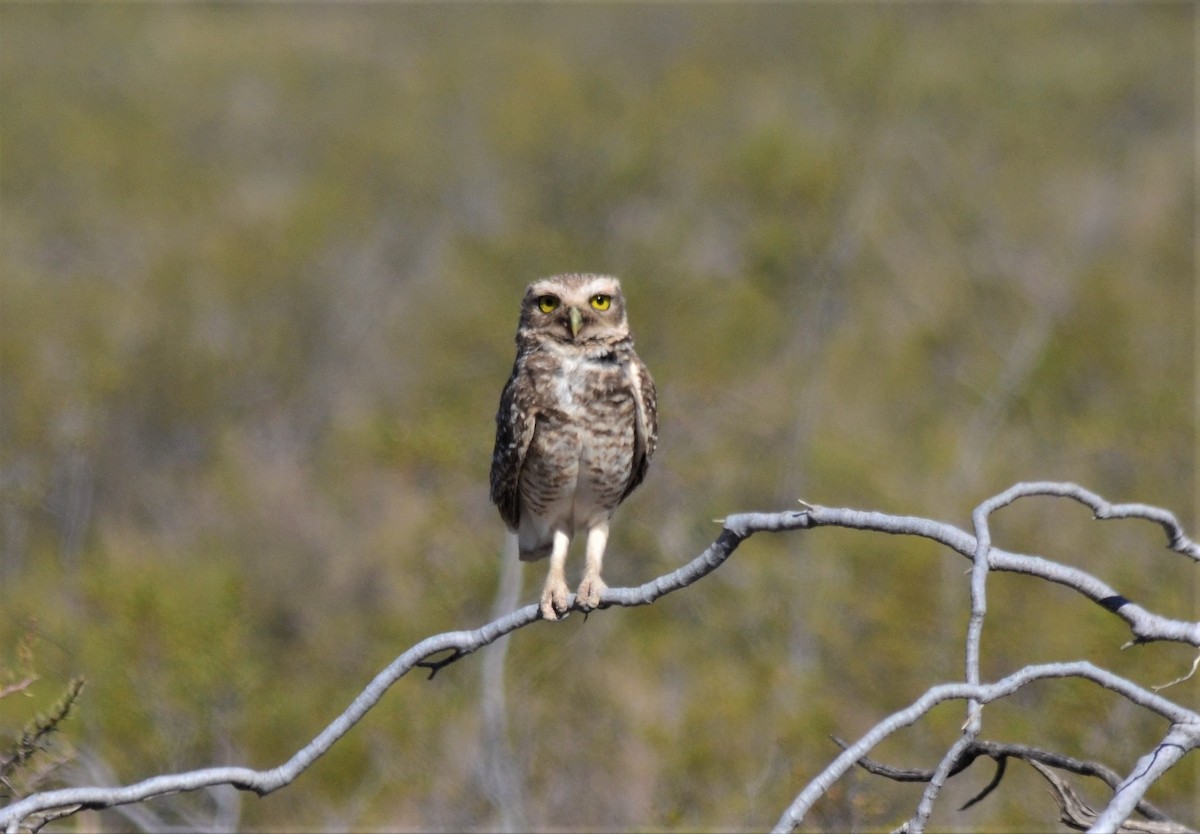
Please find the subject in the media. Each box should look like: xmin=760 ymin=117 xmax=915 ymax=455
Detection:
xmin=519 ymin=349 xmax=638 ymax=521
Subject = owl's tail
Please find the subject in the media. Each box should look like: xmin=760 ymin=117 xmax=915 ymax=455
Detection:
xmin=515 ymin=527 xmax=553 ymax=562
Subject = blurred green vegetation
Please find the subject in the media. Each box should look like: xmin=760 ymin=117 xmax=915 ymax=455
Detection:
xmin=0 ymin=4 xmax=1194 ymax=831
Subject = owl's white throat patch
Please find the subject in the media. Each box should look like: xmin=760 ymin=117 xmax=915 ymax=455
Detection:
xmin=552 ymin=352 xmax=587 ymax=406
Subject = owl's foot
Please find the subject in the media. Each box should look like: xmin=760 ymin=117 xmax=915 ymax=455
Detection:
xmin=540 ymin=576 xmax=572 ymax=621
xmin=576 ymin=574 xmax=608 ymax=612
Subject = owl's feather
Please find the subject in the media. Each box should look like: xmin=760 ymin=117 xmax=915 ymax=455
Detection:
xmin=489 ymin=355 xmax=538 ymax=532
xmin=620 ymin=354 xmax=657 ymax=503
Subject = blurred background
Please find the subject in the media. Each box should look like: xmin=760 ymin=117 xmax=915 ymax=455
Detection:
xmin=0 ymin=5 xmax=1194 ymax=831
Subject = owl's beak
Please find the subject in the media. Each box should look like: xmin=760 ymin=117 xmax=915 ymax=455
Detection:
xmin=568 ymin=306 xmax=584 ymax=338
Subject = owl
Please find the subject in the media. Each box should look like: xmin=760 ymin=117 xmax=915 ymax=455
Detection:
xmin=490 ymin=273 xmax=658 ymax=621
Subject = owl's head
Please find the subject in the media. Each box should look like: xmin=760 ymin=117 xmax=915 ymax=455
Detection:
xmin=517 ymin=273 xmax=631 ymax=348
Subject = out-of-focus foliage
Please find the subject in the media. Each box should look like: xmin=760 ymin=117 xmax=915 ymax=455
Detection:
xmin=0 ymin=5 xmax=1193 ymax=831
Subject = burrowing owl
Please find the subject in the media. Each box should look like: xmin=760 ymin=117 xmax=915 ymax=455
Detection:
xmin=490 ymin=273 xmax=658 ymax=621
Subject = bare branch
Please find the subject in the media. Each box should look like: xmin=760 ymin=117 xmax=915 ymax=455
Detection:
xmin=0 ymin=513 xmax=779 ymax=831
xmin=1092 ymin=724 xmax=1200 ymax=834
xmin=799 ymin=500 xmax=1200 ymax=647
xmin=971 ymin=481 xmax=1200 ymax=562
xmin=771 ymin=662 xmax=1200 ymax=833
xmin=2 ymin=484 xmax=1194 ymax=832
xmin=902 ymin=484 xmax=1013 ymax=832
xmin=909 ymin=733 xmax=977 ymax=833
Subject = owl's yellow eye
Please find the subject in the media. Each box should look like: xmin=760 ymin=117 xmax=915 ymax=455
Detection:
xmin=537 ymin=295 xmax=560 ymax=313
xmin=590 ymin=294 xmax=612 ymax=311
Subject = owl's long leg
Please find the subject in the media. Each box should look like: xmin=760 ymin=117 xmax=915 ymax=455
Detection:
xmin=539 ymin=529 xmax=572 ymax=621
xmin=576 ymin=520 xmax=609 ymax=612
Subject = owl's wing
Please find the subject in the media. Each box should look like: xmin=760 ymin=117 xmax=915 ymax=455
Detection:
xmin=621 ymin=353 xmax=658 ymax=502
xmin=490 ymin=360 xmax=537 ymax=531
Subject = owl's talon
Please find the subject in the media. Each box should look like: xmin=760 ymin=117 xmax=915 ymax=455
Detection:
xmin=540 ymin=579 xmax=572 ymax=621
xmin=576 ymin=575 xmax=608 ymax=612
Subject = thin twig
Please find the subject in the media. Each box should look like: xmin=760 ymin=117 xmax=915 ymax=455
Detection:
xmin=833 ymin=737 xmax=1175 ymax=822
xmin=0 ymin=679 xmax=38 ymax=702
